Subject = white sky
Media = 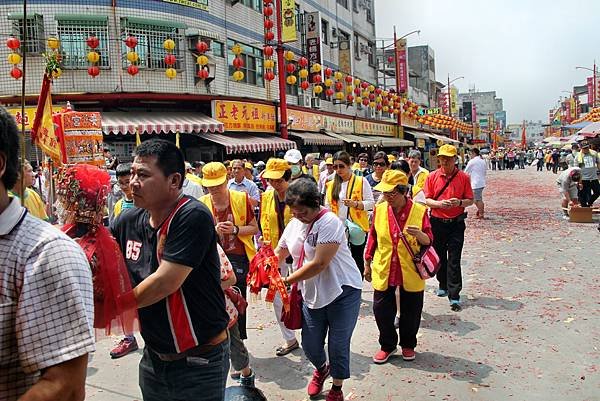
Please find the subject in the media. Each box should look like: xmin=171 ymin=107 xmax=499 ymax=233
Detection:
xmin=375 ymin=0 xmax=600 ymax=124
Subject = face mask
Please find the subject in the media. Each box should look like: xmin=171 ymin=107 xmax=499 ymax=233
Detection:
xmin=291 ymin=165 xmax=301 ymax=177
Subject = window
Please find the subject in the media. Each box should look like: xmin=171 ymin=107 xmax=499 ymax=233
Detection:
xmin=339 ymin=30 xmax=350 ymax=42
xmin=211 ymin=40 xmax=224 ymax=57
xmin=121 ymin=18 xmax=184 ymax=70
xmin=227 ymin=40 xmax=264 ymax=87
xmin=239 ymin=0 xmax=262 ymax=12
xmin=337 ymin=0 xmax=349 ymax=9
xmin=56 ymin=16 xmax=110 ymax=69
xmin=9 ymin=13 xmax=45 ymax=54
xmin=367 ymin=41 xmax=375 ymax=67
xmin=353 ymin=34 xmax=360 ymax=60
xmin=366 ymin=6 xmax=374 ymax=23
xmin=321 ymin=19 xmax=329 ymax=45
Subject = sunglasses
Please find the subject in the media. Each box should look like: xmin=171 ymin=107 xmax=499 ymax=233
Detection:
xmin=332 ymin=164 xmax=347 ymax=170
xmin=359 ymin=158 xmax=368 ymax=162
xmin=373 ymin=161 xmax=386 ymax=167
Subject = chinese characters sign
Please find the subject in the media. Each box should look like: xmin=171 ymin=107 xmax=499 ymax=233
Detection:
xmin=396 ymin=38 xmax=408 ymax=93
xmin=59 ymin=112 xmax=104 ymax=166
xmin=7 ymin=106 xmax=37 ymax=130
xmin=281 ymin=0 xmax=297 ymax=43
xmin=355 ymin=120 xmax=395 ymax=137
xmin=213 ymin=100 xmax=276 ymax=133
xmin=322 ymin=115 xmax=353 ymax=134
xmin=288 ymin=109 xmax=324 ymax=132
xmin=305 ymin=12 xmax=323 ymax=83
xmin=162 ymin=0 xmax=208 ymax=11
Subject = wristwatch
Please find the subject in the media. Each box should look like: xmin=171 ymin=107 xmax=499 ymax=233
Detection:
xmin=459 ymin=200 xmax=463 ymax=206
xmin=233 ymin=225 xmax=240 ymax=235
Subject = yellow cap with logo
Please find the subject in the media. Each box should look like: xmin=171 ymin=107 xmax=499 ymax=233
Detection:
xmin=438 ymin=144 xmax=457 ymax=157
xmin=201 ymin=162 xmax=228 ymax=187
xmin=373 ymin=169 xmax=408 ymax=192
xmin=262 ymin=158 xmax=291 ymax=180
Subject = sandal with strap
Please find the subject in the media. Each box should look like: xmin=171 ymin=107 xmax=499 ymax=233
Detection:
xmin=275 ymin=340 xmax=299 ymax=356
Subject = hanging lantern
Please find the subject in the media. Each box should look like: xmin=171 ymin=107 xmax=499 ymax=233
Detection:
xmin=345 ymin=85 xmax=353 ymax=94
xmin=393 ymin=109 xmax=400 ymax=115
xmin=387 ymin=56 xmax=394 ymax=64
xmin=87 ymin=51 xmax=100 ymax=63
xmin=375 ymin=87 xmax=382 ymax=95
xmin=165 ymin=67 xmax=177 ymax=79
xmin=298 ymin=57 xmax=308 ymax=68
xmin=346 ymin=94 xmax=354 ymax=103
xmin=196 ymin=41 xmax=209 ymax=53
xmin=87 ymin=66 xmax=100 ymax=78
xmin=345 ymin=75 xmax=353 ymax=84
xmin=376 ymin=104 xmax=383 ymax=111
xmin=265 ymin=70 xmax=275 ymax=81
xmin=286 ymin=75 xmax=297 ymax=85
xmin=368 ymin=84 xmax=375 ymax=92
xmin=311 ymin=63 xmax=322 ymax=73
xmin=233 ymin=56 xmax=244 ymax=69
xmin=368 ymin=93 xmax=375 ymax=101
xmin=86 ymin=35 xmax=99 ymax=49
xmin=231 ymin=43 xmax=242 ymax=55
xmin=361 ymin=81 xmax=369 ymax=89
xmin=163 ymin=39 xmax=176 ymax=51
xmin=47 ymin=37 xmax=60 ymax=50
xmin=127 ymin=64 xmax=139 ymax=76
xmin=354 ymin=78 xmax=361 ymax=86
xmin=164 ymin=54 xmax=176 ymax=66
xmin=324 ymin=78 xmax=333 ymax=87
xmin=265 ymin=31 xmax=275 ymax=41
xmin=383 ymin=106 xmax=389 ymax=113
xmin=127 ymin=51 xmax=139 ymax=63
xmin=333 ymin=71 xmax=343 ymax=81
xmin=284 ymin=51 xmax=295 ymax=61
xmin=264 ymin=46 xmax=274 ymax=57
xmin=232 ymin=70 xmax=244 ymax=81
xmin=125 ymin=36 xmax=138 ymax=49
xmin=197 ymin=69 xmax=209 ymax=79
xmin=264 ymin=59 xmax=275 ymax=69
xmin=264 ymin=19 xmax=274 ymax=30
xmin=286 ymin=63 xmax=296 ymax=73
xmin=369 ymin=101 xmax=376 ymax=108
xmin=334 ymin=81 xmax=343 ymax=92
xmin=300 ymin=80 xmax=309 ymax=90
xmin=355 ymin=97 xmax=362 ymax=104
xmin=10 ymin=67 xmax=22 ymax=79
xmin=298 ymin=68 xmax=309 ymax=79
xmin=324 ymin=67 xmax=333 ymax=77
xmin=313 ymin=85 xmax=323 ymax=95
xmin=335 ymin=92 xmax=344 ymax=101
xmin=353 ymin=87 xmax=361 ymax=95
xmin=7 ymin=53 xmax=21 ymax=65
xmin=313 ymin=74 xmax=322 ymax=83
xmin=263 ymin=4 xmax=273 ymax=16
xmin=197 ymin=55 xmax=209 ymax=66
xmin=362 ymin=98 xmax=369 ymax=106
xmin=325 ymin=88 xmax=334 ymax=97
xmin=376 ymin=96 xmax=382 ymax=103
xmin=6 ymin=37 xmax=20 ymax=50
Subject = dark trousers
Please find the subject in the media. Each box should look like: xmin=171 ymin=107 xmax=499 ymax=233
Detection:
xmin=537 ymin=159 xmax=544 ymax=171
xmin=373 ymin=286 xmax=424 ymax=351
xmin=580 ymin=179 xmax=600 ymax=207
xmin=350 ymin=241 xmax=366 ymax=279
xmin=431 ymin=218 xmax=466 ymax=301
xmin=228 ymin=254 xmax=249 ymax=339
xmin=140 ymin=340 xmax=230 ymax=401
xmin=491 ymin=161 xmax=497 ymax=170
xmin=552 ymin=161 xmax=559 ymax=174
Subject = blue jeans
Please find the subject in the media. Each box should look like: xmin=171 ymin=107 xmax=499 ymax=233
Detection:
xmin=301 ymin=286 xmax=361 ymax=380
xmin=139 ymin=340 xmax=230 ymax=401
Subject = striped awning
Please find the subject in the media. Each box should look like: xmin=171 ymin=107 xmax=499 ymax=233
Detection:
xmin=201 ymin=133 xmax=296 ymax=154
xmin=364 ymin=135 xmax=414 ymax=147
xmin=324 ymin=132 xmax=380 ymax=147
xmin=290 ymin=131 xmax=344 ymax=146
xmin=102 ymin=112 xmax=224 ymax=135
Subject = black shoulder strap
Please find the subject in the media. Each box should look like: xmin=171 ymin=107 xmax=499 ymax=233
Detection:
xmin=432 ymin=170 xmax=458 ymax=201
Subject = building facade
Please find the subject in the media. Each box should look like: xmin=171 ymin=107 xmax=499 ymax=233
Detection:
xmin=457 ymin=89 xmax=506 ymax=131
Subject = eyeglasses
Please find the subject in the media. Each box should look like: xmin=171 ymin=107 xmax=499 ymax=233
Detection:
xmin=359 ymin=158 xmax=368 ymax=162
xmin=332 ymin=164 xmax=346 ymax=170
xmin=382 ymin=190 xmax=398 ymax=197
xmin=373 ymin=161 xmax=386 ymax=167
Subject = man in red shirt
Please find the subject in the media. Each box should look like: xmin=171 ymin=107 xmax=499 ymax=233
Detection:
xmin=424 ymin=145 xmax=474 ymax=311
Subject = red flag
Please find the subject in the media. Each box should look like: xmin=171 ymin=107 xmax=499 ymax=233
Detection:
xmin=31 ymin=75 xmax=63 ymax=164
xmin=521 ymin=122 xmax=527 ymax=148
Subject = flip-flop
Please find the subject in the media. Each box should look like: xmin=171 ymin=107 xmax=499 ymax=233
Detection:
xmin=275 ymin=341 xmax=299 ymax=356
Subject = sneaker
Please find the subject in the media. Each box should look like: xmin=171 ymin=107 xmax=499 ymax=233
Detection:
xmin=394 ymin=315 xmax=400 ymax=329
xmin=239 ymin=370 xmax=255 ymax=388
xmin=402 ymin=348 xmax=416 ymax=361
xmin=450 ymin=300 xmax=462 ymax=312
xmin=436 ymin=289 xmax=448 ymax=297
xmin=373 ymin=348 xmax=397 ymax=364
xmin=110 ymin=337 xmax=138 ymax=359
xmin=307 ymin=364 xmax=330 ymax=397
xmin=230 ymin=371 xmax=241 ymax=380
xmin=325 ymin=388 xmax=344 ymax=401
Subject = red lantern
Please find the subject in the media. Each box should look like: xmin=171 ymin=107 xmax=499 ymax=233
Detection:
xmin=264 ymin=46 xmax=274 ymax=57
xmin=387 ymin=56 xmax=394 ymax=64
xmin=345 ymin=75 xmax=353 ymax=84
xmin=125 ymin=36 xmax=138 ymax=49
xmin=196 ymin=41 xmax=209 ymax=53
xmin=346 ymin=94 xmax=354 ymax=103
xmin=376 ymin=104 xmax=383 ymax=111
xmin=87 ymin=66 xmax=100 ymax=78
xmin=325 ymin=88 xmax=334 ymax=97
xmin=313 ymin=74 xmax=322 ymax=83
xmin=324 ymin=67 xmax=332 ymax=77
xmin=164 ymin=54 xmax=176 ymax=66
xmin=86 ymin=36 xmax=99 ymax=49
xmin=369 ymin=93 xmax=375 ymax=101
xmin=264 ymin=19 xmax=274 ymax=30
xmin=286 ymin=63 xmax=296 ymax=73
xmin=265 ymin=31 xmax=275 ymax=41
xmin=265 ymin=71 xmax=275 ymax=81
xmin=264 ymin=5 xmax=273 ymax=16
xmin=298 ymin=57 xmax=308 ymax=67
xmin=362 ymin=98 xmax=370 ymax=106
xmin=127 ymin=64 xmax=139 ymax=76
xmin=403 ymin=103 xmax=409 ymax=111
xmin=361 ymin=81 xmax=369 ymax=89
xmin=233 ymin=56 xmax=244 ymax=69
xmin=375 ymin=87 xmax=382 ymax=95
xmin=353 ymin=87 xmax=361 ymax=95
xmin=197 ymin=69 xmax=209 ymax=79
xmin=6 ymin=37 xmax=20 ymax=50
xmin=300 ymin=80 xmax=310 ymax=90
xmin=10 ymin=67 xmax=22 ymax=79
xmin=334 ymin=81 xmax=343 ymax=91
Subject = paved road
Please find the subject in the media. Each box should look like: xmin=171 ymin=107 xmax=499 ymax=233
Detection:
xmin=85 ymin=166 xmax=600 ymax=401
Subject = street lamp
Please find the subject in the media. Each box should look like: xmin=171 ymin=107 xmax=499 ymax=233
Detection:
xmin=390 ymin=28 xmax=420 ymax=137
xmin=575 ymin=62 xmax=598 ymax=108
xmin=446 ymin=75 xmax=464 ymax=117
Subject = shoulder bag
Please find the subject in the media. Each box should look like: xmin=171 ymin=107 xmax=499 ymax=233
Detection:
xmin=398 ymin=232 xmax=440 ymax=280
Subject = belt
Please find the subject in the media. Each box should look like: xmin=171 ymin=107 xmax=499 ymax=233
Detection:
xmin=431 ymin=214 xmax=465 ymax=224
xmin=152 ymin=329 xmax=228 ymax=362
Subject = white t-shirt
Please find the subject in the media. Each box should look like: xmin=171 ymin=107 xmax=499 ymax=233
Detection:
xmin=465 ymin=156 xmax=487 ymax=189
xmin=324 ymin=176 xmax=375 ymax=219
xmin=278 ymin=211 xmax=363 ymax=309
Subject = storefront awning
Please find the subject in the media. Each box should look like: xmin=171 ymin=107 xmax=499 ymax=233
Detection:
xmin=405 ymin=130 xmax=460 ymax=144
xmin=201 ymin=133 xmax=296 ymax=154
xmin=290 ymin=131 xmax=344 ymax=146
xmin=102 ymin=112 xmax=224 ymax=135
xmin=363 ymin=135 xmax=414 ymax=147
xmin=324 ymin=132 xmax=380 ymax=147
xmin=429 ymin=133 xmax=461 ymax=144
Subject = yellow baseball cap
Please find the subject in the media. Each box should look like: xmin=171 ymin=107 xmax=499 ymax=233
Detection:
xmin=438 ymin=144 xmax=457 ymax=157
xmin=262 ymin=158 xmax=290 ymax=179
xmin=352 ymin=162 xmax=360 ymax=170
xmin=374 ymin=169 xmax=408 ymax=193
xmin=387 ymin=154 xmax=397 ymax=162
xmin=325 ymin=157 xmax=333 ymax=165
xmin=244 ymin=162 xmax=254 ymax=170
xmin=201 ymin=162 xmax=228 ymax=187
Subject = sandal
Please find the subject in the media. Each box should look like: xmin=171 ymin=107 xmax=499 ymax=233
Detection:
xmin=275 ymin=341 xmax=299 ymax=356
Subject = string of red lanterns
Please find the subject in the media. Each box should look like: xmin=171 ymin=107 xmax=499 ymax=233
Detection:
xmin=6 ymin=37 xmax=22 ymax=79
xmin=231 ymin=43 xmax=244 ymax=81
xmin=125 ymin=35 xmax=139 ymax=77
xmin=86 ymin=35 xmax=100 ymax=79
xmin=195 ymin=40 xmax=210 ymax=80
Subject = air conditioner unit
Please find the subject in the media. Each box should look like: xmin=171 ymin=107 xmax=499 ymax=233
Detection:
xmin=194 ymin=62 xmax=216 ymax=85
xmin=311 ymin=97 xmax=321 ymax=109
xmin=298 ymin=94 xmax=310 ymax=107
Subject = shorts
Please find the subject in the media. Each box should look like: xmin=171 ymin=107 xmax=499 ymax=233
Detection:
xmin=473 ymin=187 xmax=484 ymax=201
xmin=558 ymin=185 xmax=578 ymax=200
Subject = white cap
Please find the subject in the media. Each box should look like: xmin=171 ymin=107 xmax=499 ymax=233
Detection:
xmin=255 ymin=160 xmax=266 ymax=167
xmin=284 ymin=149 xmax=302 ymax=164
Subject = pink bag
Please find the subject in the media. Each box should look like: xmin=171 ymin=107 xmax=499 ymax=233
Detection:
xmin=399 ymin=234 xmax=440 ymax=280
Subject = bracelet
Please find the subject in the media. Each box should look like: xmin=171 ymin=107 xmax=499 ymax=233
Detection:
xmin=233 ymin=225 xmax=239 ymax=235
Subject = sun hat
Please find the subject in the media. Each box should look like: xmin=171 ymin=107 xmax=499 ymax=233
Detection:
xmin=438 ymin=144 xmax=458 ymax=157
xmin=201 ymin=162 xmax=228 ymax=187
xmin=284 ymin=149 xmax=303 ymax=164
xmin=374 ymin=169 xmax=409 ymax=193
xmin=262 ymin=158 xmax=291 ymax=179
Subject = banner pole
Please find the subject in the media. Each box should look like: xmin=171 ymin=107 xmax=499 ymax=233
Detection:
xmin=18 ymin=0 xmax=28 ymax=205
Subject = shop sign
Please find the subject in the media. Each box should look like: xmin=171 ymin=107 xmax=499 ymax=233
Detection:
xmin=396 ymin=38 xmax=408 ymax=93
xmin=288 ymin=108 xmax=324 ymax=132
xmin=418 ymin=107 xmax=441 ymax=116
xmin=162 ymin=0 xmax=208 ymax=11
xmin=322 ymin=115 xmax=353 ymax=134
xmin=7 ymin=106 xmax=38 ymax=130
xmin=281 ymin=0 xmax=297 ymax=43
xmin=355 ymin=120 xmax=395 ymax=136
xmin=306 ymin=12 xmax=323 ymax=83
xmin=213 ymin=100 xmax=276 ymax=133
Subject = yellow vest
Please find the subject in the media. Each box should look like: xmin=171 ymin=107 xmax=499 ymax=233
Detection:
xmin=326 ymin=175 xmax=370 ymax=232
xmin=411 ymin=169 xmax=429 ymax=198
xmin=10 ymin=188 xmax=48 ymax=221
xmin=186 ymin=173 xmax=203 ymax=186
xmin=200 ymin=190 xmax=256 ymax=261
xmin=260 ymin=189 xmax=292 ymax=246
xmin=371 ymin=201 xmax=426 ymax=292
xmin=302 ymin=164 xmax=320 ymax=182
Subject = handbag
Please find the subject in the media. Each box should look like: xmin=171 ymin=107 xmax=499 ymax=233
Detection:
xmin=281 ymin=208 xmax=328 ymax=330
xmin=224 ymin=286 xmax=248 ymax=315
xmin=398 ymin=233 xmax=440 ymax=280
xmin=344 ymin=175 xmax=366 ymax=246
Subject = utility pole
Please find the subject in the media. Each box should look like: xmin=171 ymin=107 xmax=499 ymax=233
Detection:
xmin=275 ymin=0 xmax=288 ymax=139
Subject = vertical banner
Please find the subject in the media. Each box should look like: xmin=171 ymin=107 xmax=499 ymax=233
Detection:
xmin=305 ymin=11 xmax=322 ymax=83
xmin=281 ymin=0 xmax=297 ymax=43
xmin=396 ymin=38 xmax=408 ymax=93
xmin=31 ymin=75 xmax=63 ymax=164
xmin=569 ymin=97 xmax=576 ymax=121
xmin=338 ymin=39 xmax=352 ymax=75
xmin=472 ymin=102 xmax=477 ymax=124
xmin=450 ymin=87 xmax=458 ymax=115
xmin=564 ymin=100 xmax=571 ymax=123
xmin=587 ymin=77 xmax=594 ymax=106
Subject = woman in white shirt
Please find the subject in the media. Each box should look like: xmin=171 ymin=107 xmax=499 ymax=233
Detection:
xmin=324 ymin=151 xmax=375 ymax=278
xmin=276 ymin=178 xmax=362 ymax=401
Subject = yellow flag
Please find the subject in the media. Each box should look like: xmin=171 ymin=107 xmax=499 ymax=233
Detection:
xmin=136 ymin=130 xmax=141 ymax=146
xmin=176 ymin=132 xmax=180 ymax=149
xmin=281 ymin=0 xmax=297 ymax=43
xmin=31 ymin=75 xmax=62 ymax=164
